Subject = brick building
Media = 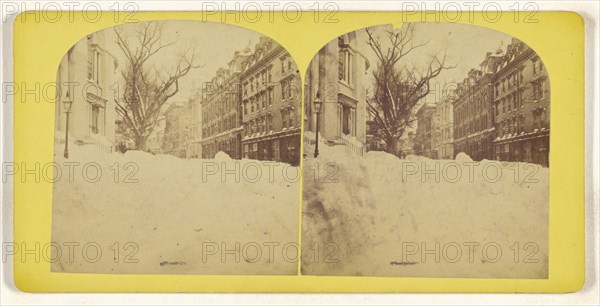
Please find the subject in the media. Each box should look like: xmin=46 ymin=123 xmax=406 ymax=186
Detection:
xmin=452 ymin=62 xmax=497 ymax=161
xmin=163 ymin=102 xmax=188 ymax=158
xmin=201 ymin=50 xmax=249 ymax=159
xmin=186 ymin=96 xmax=202 ymax=158
xmin=414 ymin=104 xmax=438 ymax=158
xmin=436 ymin=93 xmax=455 ymax=159
xmin=492 ymin=38 xmax=550 ymax=166
xmin=240 ymin=37 xmax=301 ymax=165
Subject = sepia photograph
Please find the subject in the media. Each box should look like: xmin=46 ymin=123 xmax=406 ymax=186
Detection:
xmin=302 ymin=22 xmax=549 ymax=278
xmin=51 ymin=21 xmax=302 ymax=275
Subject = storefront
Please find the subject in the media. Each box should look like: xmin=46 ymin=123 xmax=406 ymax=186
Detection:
xmin=242 ymin=129 xmax=300 ymax=165
xmin=493 ymin=130 xmax=549 ymax=166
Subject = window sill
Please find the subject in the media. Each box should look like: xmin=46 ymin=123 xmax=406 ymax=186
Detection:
xmin=338 ymin=80 xmax=353 ymax=90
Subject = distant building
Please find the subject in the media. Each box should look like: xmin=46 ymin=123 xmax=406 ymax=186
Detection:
xmin=240 ymin=37 xmax=301 ymax=165
xmin=452 ymin=53 xmax=498 ymax=161
xmin=365 ymin=111 xmax=387 ymax=152
xmin=492 ymin=38 xmax=549 ymax=166
xmin=414 ymin=104 xmax=438 ymax=158
xmin=201 ymin=50 xmax=249 ymax=159
xmin=436 ymin=93 xmax=455 ymax=159
xmin=163 ymin=102 xmax=188 ymax=158
xmin=146 ymin=115 xmax=165 ymax=154
xmin=399 ymin=131 xmax=416 ymax=157
xmin=304 ymin=29 xmax=373 ymax=156
xmin=186 ymin=96 xmax=202 ymax=158
xmin=55 ymin=31 xmax=119 ymax=155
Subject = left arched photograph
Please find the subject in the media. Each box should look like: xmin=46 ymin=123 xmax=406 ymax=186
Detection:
xmin=51 ymin=21 xmax=301 ymax=275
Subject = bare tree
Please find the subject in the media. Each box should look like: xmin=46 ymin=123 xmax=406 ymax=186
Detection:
xmin=366 ymin=24 xmax=455 ymax=155
xmin=115 ymin=21 xmax=201 ymax=150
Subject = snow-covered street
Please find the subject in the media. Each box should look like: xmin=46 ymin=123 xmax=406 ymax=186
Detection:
xmin=301 ymin=132 xmax=548 ymax=278
xmin=51 ymin=144 xmax=299 ymax=275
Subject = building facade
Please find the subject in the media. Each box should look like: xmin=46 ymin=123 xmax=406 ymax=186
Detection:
xmin=452 ymin=61 xmax=497 ymax=161
xmin=436 ymin=94 xmax=455 ymax=159
xmin=186 ymin=96 xmax=202 ymax=158
xmin=304 ymin=30 xmax=372 ymax=156
xmin=55 ymin=31 xmax=119 ymax=155
xmin=450 ymin=39 xmax=550 ymax=166
xmin=399 ymin=132 xmax=416 ymax=157
xmin=201 ymin=50 xmax=248 ymax=159
xmin=146 ymin=115 xmax=165 ymax=154
xmin=240 ymin=37 xmax=301 ymax=165
xmin=414 ymin=104 xmax=438 ymax=158
xmin=366 ymin=113 xmax=387 ymax=152
xmin=163 ymin=102 xmax=188 ymax=158
xmin=492 ymin=38 xmax=550 ymax=166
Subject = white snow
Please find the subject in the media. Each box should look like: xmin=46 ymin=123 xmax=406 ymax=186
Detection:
xmin=51 ymin=143 xmax=300 ymax=275
xmin=302 ymin=132 xmax=548 ymax=278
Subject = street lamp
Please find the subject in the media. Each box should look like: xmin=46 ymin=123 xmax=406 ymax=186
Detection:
xmin=313 ymin=91 xmax=322 ymax=158
xmin=63 ymin=90 xmax=73 ymax=159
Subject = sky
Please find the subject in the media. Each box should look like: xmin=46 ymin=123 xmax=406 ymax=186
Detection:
xmin=98 ymin=20 xmax=262 ymax=104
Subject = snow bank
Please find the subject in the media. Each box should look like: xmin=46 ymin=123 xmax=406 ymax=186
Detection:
xmin=302 ymin=134 xmax=548 ymax=278
xmin=52 ymin=143 xmax=299 ymax=275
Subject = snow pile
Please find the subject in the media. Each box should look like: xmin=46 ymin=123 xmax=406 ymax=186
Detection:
xmin=302 ymin=133 xmax=548 ymax=278
xmin=52 ymin=143 xmax=299 ymax=275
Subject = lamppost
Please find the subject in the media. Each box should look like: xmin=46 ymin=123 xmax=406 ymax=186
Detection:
xmin=313 ymin=92 xmax=322 ymax=158
xmin=63 ymin=90 xmax=73 ymax=159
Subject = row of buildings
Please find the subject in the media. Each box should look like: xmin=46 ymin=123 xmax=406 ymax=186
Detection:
xmin=54 ymin=30 xmax=302 ymax=167
xmin=54 ymin=29 xmax=549 ymax=167
xmin=150 ymin=37 xmax=302 ymax=165
xmin=414 ymin=38 xmax=550 ymax=166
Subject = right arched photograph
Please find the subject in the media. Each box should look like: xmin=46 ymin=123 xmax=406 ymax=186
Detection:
xmin=302 ymin=22 xmax=550 ymax=278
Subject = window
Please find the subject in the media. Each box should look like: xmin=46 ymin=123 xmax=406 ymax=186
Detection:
xmin=266 ymin=115 xmax=271 ymax=132
xmin=91 ymin=105 xmax=100 ymax=134
xmin=272 ymin=140 xmax=279 ymax=161
xmin=338 ymin=49 xmax=352 ymax=84
xmin=87 ymin=36 xmax=94 ymax=81
xmin=532 ymin=109 xmax=547 ymax=130
xmin=338 ymin=50 xmax=345 ymax=81
xmin=282 ymin=111 xmax=288 ymax=128
xmin=519 ymin=115 xmax=524 ymax=133
xmin=282 ymin=80 xmax=292 ymax=100
xmin=95 ymin=51 xmax=101 ymax=82
xmin=340 ymin=105 xmax=356 ymax=136
xmin=533 ymin=81 xmax=545 ymax=100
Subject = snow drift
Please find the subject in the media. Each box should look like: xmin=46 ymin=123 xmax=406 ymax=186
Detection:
xmin=51 ymin=143 xmax=299 ymax=275
xmin=302 ymin=132 xmax=548 ymax=278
